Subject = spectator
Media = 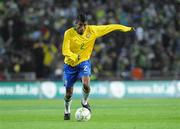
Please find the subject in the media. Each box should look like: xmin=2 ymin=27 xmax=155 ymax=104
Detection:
xmin=0 ymin=0 xmax=179 ymax=80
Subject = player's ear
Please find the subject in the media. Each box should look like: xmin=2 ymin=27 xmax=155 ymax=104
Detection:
xmin=73 ymin=19 xmax=78 ymax=26
xmin=73 ymin=20 xmax=78 ymax=30
xmin=84 ymin=21 xmax=88 ymax=26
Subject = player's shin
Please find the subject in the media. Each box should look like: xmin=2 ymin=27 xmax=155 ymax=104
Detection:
xmin=82 ymin=84 xmax=90 ymax=105
xmin=64 ymin=96 xmax=72 ymax=114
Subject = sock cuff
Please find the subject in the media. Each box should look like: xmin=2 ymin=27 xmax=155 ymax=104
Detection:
xmin=64 ymin=96 xmax=71 ymax=102
xmin=82 ymin=87 xmax=86 ymax=92
xmin=82 ymin=86 xmax=90 ymax=93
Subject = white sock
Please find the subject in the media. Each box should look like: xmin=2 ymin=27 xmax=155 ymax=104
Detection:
xmin=64 ymin=99 xmax=72 ymax=114
xmin=82 ymin=90 xmax=89 ymax=105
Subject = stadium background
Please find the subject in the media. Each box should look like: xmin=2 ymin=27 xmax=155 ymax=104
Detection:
xmin=0 ymin=0 xmax=180 ymax=129
xmin=0 ymin=0 xmax=179 ymax=81
xmin=0 ymin=0 xmax=179 ymax=98
xmin=0 ymin=0 xmax=180 ymax=98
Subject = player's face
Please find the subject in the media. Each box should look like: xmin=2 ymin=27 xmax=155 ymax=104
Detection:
xmin=76 ymin=21 xmax=86 ymax=35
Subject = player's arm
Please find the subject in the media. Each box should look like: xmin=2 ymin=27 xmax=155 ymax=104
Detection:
xmin=62 ymin=31 xmax=79 ymax=62
xmin=92 ymin=24 xmax=134 ymax=38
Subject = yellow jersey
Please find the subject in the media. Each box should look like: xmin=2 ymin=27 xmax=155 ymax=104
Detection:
xmin=62 ymin=24 xmax=132 ymax=66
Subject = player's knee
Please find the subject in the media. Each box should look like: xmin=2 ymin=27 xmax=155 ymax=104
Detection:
xmin=83 ymin=84 xmax=90 ymax=93
xmin=82 ymin=76 xmax=90 ymax=86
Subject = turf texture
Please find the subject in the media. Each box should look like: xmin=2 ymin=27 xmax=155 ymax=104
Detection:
xmin=0 ymin=99 xmax=179 ymax=129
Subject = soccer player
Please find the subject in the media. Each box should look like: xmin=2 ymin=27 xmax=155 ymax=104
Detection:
xmin=62 ymin=13 xmax=135 ymax=120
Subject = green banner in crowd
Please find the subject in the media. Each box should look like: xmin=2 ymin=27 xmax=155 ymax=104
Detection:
xmin=0 ymin=81 xmax=180 ymax=99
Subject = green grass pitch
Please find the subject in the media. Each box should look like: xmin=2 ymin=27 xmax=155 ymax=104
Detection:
xmin=0 ymin=99 xmax=179 ymax=129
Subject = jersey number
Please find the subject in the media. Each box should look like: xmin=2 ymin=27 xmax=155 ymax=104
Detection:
xmin=83 ymin=65 xmax=88 ymax=72
xmin=80 ymin=43 xmax=85 ymax=50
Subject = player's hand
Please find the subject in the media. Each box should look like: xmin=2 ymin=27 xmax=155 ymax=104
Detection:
xmin=67 ymin=58 xmax=75 ymax=64
xmin=130 ymin=27 xmax=135 ymax=32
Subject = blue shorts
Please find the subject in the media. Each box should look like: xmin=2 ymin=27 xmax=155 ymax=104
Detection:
xmin=63 ymin=60 xmax=91 ymax=88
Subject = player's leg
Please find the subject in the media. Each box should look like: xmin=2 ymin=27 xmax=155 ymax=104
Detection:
xmin=63 ymin=64 xmax=78 ymax=120
xmin=78 ymin=60 xmax=91 ymax=111
xmin=81 ymin=76 xmax=91 ymax=112
xmin=64 ymin=87 xmax=73 ymax=120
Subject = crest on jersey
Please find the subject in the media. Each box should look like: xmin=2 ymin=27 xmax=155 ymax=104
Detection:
xmin=86 ymin=33 xmax=91 ymax=38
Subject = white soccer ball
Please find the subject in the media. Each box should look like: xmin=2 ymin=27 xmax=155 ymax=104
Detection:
xmin=75 ymin=107 xmax=91 ymax=121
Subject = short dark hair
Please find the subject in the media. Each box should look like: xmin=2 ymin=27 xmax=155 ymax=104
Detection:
xmin=76 ymin=13 xmax=87 ymax=23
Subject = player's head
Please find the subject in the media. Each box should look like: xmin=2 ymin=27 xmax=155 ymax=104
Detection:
xmin=75 ymin=13 xmax=87 ymax=35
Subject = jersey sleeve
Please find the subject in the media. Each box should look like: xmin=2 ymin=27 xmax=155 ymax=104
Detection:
xmin=62 ymin=31 xmax=78 ymax=62
xmin=92 ymin=24 xmax=132 ymax=38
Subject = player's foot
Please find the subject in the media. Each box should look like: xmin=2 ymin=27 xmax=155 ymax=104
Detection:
xmin=81 ymin=101 xmax=91 ymax=112
xmin=64 ymin=113 xmax=70 ymax=120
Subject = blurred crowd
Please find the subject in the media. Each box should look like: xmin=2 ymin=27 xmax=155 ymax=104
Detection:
xmin=0 ymin=0 xmax=179 ymax=80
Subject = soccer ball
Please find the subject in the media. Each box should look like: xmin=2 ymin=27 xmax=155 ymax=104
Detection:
xmin=75 ymin=107 xmax=91 ymax=121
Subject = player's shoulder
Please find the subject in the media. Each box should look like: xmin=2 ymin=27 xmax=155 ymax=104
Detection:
xmin=64 ymin=27 xmax=74 ymax=35
xmin=87 ymin=25 xmax=97 ymax=28
xmin=87 ymin=25 xmax=97 ymax=32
